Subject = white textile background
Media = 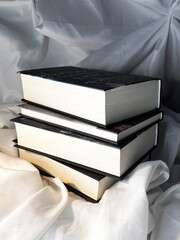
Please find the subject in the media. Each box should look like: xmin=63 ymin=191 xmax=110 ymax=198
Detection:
xmin=0 ymin=0 xmax=180 ymax=239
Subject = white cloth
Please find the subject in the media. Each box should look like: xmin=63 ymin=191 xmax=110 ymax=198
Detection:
xmin=0 ymin=0 xmax=180 ymax=239
xmin=150 ymin=184 xmax=180 ymax=240
xmin=0 ymin=153 xmax=68 ymax=240
xmin=0 ymin=151 xmax=169 ymax=240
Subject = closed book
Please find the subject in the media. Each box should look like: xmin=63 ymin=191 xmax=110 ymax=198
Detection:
xmin=12 ymin=117 xmax=158 ymax=178
xmin=18 ymin=66 xmax=161 ymax=126
xmin=19 ymin=103 xmax=162 ymax=145
xmin=16 ymin=146 xmax=117 ymax=202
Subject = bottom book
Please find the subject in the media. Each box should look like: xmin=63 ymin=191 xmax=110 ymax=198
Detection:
xmin=17 ymin=145 xmax=149 ymax=202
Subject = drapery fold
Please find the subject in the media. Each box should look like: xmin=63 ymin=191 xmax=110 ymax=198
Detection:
xmin=0 ymin=150 xmax=169 ymax=240
xmin=0 ymin=152 xmax=68 ymax=240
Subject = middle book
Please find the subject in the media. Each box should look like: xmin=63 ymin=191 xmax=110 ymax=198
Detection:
xmin=12 ymin=117 xmax=158 ymax=179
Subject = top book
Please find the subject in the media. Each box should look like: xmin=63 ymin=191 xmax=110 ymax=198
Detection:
xmin=19 ymin=66 xmax=161 ymax=127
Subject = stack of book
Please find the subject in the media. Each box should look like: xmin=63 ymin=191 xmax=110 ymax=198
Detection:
xmin=12 ymin=66 xmax=162 ymax=202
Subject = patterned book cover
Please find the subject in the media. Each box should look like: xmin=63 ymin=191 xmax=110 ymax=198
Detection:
xmin=19 ymin=66 xmax=159 ymax=90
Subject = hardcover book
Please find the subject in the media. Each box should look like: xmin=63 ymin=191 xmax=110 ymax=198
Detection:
xmin=19 ymin=66 xmax=161 ymax=126
xmin=19 ymin=103 xmax=163 ymax=145
xmin=12 ymin=116 xmax=158 ymax=178
xmin=16 ymin=145 xmax=150 ymax=202
xmin=17 ymin=146 xmax=117 ymax=202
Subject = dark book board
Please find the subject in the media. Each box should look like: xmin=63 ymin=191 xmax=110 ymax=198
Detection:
xmin=19 ymin=66 xmax=160 ymax=91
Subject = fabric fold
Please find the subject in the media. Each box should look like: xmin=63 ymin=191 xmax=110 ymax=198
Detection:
xmin=0 ymin=153 xmax=68 ymax=239
xmin=40 ymin=160 xmax=169 ymax=240
xmin=150 ymin=184 xmax=180 ymax=240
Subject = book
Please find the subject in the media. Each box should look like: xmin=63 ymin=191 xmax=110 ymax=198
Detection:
xmin=18 ymin=66 xmax=161 ymax=126
xmin=19 ymin=103 xmax=163 ymax=145
xmin=17 ymin=146 xmax=117 ymax=202
xmin=12 ymin=116 xmax=158 ymax=178
xmin=16 ymin=145 xmax=150 ymax=202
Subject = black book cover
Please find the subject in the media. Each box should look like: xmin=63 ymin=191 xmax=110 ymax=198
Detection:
xmin=19 ymin=66 xmax=160 ymax=91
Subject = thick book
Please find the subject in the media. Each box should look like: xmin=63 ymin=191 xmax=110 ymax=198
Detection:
xmin=18 ymin=66 xmax=161 ymax=126
xmin=16 ymin=146 xmax=117 ymax=202
xmin=12 ymin=116 xmax=158 ymax=178
xmin=19 ymin=103 xmax=162 ymax=145
xmin=16 ymin=145 xmax=150 ymax=202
